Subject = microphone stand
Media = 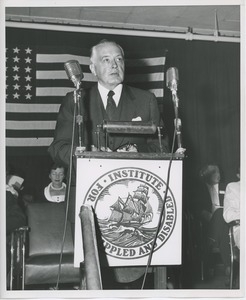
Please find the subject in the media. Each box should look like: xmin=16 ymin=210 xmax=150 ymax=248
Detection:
xmin=171 ymin=90 xmax=185 ymax=154
xmin=73 ymin=82 xmax=85 ymax=153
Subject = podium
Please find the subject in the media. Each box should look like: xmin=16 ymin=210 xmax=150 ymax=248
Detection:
xmin=74 ymin=151 xmax=183 ymax=287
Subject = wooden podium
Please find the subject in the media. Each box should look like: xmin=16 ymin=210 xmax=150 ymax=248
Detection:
xmin=74 ymin=151 xmax=183 ymax=288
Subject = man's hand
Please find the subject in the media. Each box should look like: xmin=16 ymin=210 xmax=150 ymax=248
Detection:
xmin=175 ymin=147 xmax=186 ymax=155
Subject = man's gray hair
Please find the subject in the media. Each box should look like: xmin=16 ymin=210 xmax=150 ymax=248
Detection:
xmin=90 ymin=39 xmax=124 ymax=62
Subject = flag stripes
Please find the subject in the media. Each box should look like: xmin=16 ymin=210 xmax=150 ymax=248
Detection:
xmin=6 ymin=112 xmax=57 ymax=121
xmin=6 ymin=103 xmax=60 ymax=113
xmin=6 ymin=43 xmax=166 ymax=149
xmin=6 ymin=137 xmax=54 ymax=147
xmin=6 ymin=130 xmax=55 ymax=138
xmin=6 ymin=120 xmax=55 ymax=130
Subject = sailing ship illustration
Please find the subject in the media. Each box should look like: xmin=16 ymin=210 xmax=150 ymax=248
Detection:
xmin=107 ymin=184 xmax=153 ymax=226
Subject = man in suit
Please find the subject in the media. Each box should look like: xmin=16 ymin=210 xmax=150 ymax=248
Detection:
xmin=49 ymin=39 xmax=169 ymax=161
xmin=48 ymin=39 xmax=169 ymax=220
xmin=48 ymin=40 xmax=169 ymax=287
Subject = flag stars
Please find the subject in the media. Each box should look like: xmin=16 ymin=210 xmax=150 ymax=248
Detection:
xmin=25 ymin=66 xmax=32 ymax=73
xmin=25 ymin=93 xmax=32 ymax=100
xmin=7 ymin=45 xmax=35 ymax=103
xmin=25 ymin=57 xmax=32 ymax=64
xmin=25 ymin=47 xmax=32 ymax=54
xmin=25 ymin=84 xmax=32 ymax=91
xmin=13 ymin=47 xmax=20 ymax=54
xmin=13 ymin=92 xmax=20 ymax=99
xmin=13 ymin=65 xmax=20 ymax=72
xmin=13 ymin=56 xmax=20 ymax=63
xmin=13 ymin=83 xmax=20 ymax=90
xmin=13 ymin=74 xmax=20 ymax=81
xmin=25 ymin=75 xmax=32 ymax=81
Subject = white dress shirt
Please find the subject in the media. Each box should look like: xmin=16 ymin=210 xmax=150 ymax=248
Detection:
xmin=98 ymin=82 xmax=123 ymax=109
xmin=223 ymin=181 xmax=240 ymax=249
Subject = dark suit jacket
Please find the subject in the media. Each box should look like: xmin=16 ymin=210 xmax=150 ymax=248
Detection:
xmin=48 ymin=84 xmax=169 ymax=222
xmin=48 ymin=84 xmax=169 ymax=174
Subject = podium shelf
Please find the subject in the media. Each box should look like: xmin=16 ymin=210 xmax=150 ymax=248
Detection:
xmin=75 ymin=151 xmax=184 ymax=160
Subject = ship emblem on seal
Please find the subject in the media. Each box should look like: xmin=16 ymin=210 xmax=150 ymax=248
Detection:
xmin=83 ymin=167 xmax=177 ymax=259
xmin=107 ymin=184 xmax=153 ymax=226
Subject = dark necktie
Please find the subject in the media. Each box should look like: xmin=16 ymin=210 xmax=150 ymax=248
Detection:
xmin=106 ymin=90 xmax=116 ymax=120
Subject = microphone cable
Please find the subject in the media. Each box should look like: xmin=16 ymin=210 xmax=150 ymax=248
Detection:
xmin=55 ymin=99 xmax=77 ymax=290
xmin=141 ymin=127 xmax=177 ymax=289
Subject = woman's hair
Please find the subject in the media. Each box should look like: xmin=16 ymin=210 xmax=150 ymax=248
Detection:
xmin=49 ymin=163 xmax=65 ymax=172
xmin=199 ymin=164 xmax=220 ymax=182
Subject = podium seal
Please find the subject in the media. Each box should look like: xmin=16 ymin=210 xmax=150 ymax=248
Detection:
xmin=84 ymin=167 xmax=177 ymax=260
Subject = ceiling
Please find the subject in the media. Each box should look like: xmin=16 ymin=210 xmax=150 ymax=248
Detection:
xmin=5 ymin=5 xmax=241 ymax=41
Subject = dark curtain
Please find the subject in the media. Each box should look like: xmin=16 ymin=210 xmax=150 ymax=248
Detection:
xmin=6 ymin=27 xmax=240 ymax=205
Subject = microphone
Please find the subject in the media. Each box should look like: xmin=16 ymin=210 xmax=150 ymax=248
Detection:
xmin=102 ymin=121 xmax=157 ymax=134
xmin=64 ymin=60 xmax=84 ymax=150
xmin=166 ymin=67 xmax=179 ymax=93
xmin=64 ymin=60 xmax=84 ymax=89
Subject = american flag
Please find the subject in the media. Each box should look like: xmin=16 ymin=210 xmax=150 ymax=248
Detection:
xmin=6 ymin=44 xmax=166 ymax=151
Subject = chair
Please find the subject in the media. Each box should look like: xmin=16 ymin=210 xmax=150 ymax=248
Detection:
xmin=228 ymin=220 xmax=240 ymax=289
xmin=8 ymin=226 xmax=28 ymax=290
xmin=9 ymin=202 xmax=81 ymax=290
xmin=199 ymin=208 xmax=230 ymax=281
xmin=198 ymin=218 xmax=220 ymax=281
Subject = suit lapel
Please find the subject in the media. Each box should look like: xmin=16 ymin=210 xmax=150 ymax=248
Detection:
xmin=111 ymin=85 xmax=138 ymax=150
xmin=88 ymin=85 xmax=139 ymax=150
xmin=90 ymin=85 xmax=136 ymax=122
xmin=117 ymin=85 xmax=136 ymax=121
xmin=86 ymin=86 xmax=105 ymax=147
xmin=90 ymin=86 xmax=105 ymax=124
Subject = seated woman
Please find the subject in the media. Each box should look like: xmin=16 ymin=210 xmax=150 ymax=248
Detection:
xmin=6 ymin=161 xmax=26 ymax=235
xmin=198 ymin=164 xmax=225 ymax=221
xmin=44 ymin=163 xmax=66 ymax=203
xmin=223 ymin=169 xmax=240 ymax=249
xmin=196 ymin=164 xmax=230 ymax=284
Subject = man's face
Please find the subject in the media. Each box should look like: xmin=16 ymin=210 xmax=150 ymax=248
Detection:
xmin=90 ymin=42 xmax=125 ymax=90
